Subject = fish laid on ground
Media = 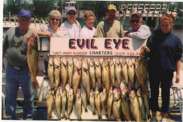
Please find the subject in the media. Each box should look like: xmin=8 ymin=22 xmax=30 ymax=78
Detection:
xmin=81 ymin=88 xmax=88 ymax=112
xmin=112 ymin=99 xmax=121 ymax=121
xmin=54 ymin=56 xmax=61 ymax=88
xmin=129 ymin=90 xmax=142 ymax=122
xmin=89 ymin=59 xmax=96 ymax=90
xmin=67 ymin=57 xmax=74 ymax=87
xmin=72 ymin=59 xmax=82 ymax=95
xmin=61 ymin=87 xmax=67 ymax=118
xmin=95 ymin=59 xmax=102 ymax=89
xmin=46 ymin=90 xmax=54 ymax=119
xmin=75 ymin=89 xmax=82 ymax=120
xmin=81 ymin=58 xmax=90 ymax=100
xmin=48 ymin=57 xmax=54 ymax=88
xmin=66 ymin=87 xmax=74 ymax=119
xmin=55 ymin=87 xmax=62 ymax=119
xmin=89 ymin=91 xmax=95 ymax=114
xmin=94 ymin=90 xmax=102 ymax=120
xmin=60 ymin=57 xmax=68 ymax=88
xmin=102 ymin=60 xmax=110 ymax=92
xmin=107 ymin=87 xmax=113 ymax=119
xmin=26 ymin=34 xmax=38 ymax=88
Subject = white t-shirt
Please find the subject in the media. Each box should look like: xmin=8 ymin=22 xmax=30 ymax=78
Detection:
xmin=80 ymin=25 xmax=96 ymax=38
xmin=61 ymin=20 xmax=81 ymax=39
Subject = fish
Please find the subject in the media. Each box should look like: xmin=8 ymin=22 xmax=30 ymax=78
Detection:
xmin=89 ymin=59 xmax=96 ymax=90
xmin=75 ymin=89 xmax=82 ymax=120
xmin=72 ymin=58 xmax=82 ymax=95
xmin=61 ymin=87 xmax=67 ymax=118
xmin=66 ymin=87 xmax=74 ymax=119
xmin=107 ymin=87 xmax=113 ymax=119
xmin=81 ymin=58 xmax=90 ymax=100
xmin=95 ymin=59 xmax=102 ymax=89
xmin=46 ymin=90 xmax=54 ymax=119
xmin=112 ymin=99 xmax=121 ymax=121
xmin=142 ymin=91 xmax=150 ymax=119
xmin=67 ymin=57 xmax=74 ymax=87
xmin=121 ymin=60 xmax=128 ymax=84
xmin=94 ymin=90 xmax=102 ymax=120
xmin=102 ymin=60 xmax=110 ymax=92
xmin=129 ymin=90 xmax=142 ymax=122
xmin=114 ymin=59 xmax=122 ymax=87
xmin=48 ymin=57 xmax=54 ymax=88
xmin=89 ymin=90 xmax=95 ymax=114
xmin=113 ymin=88 xmax=121 ymax=101
xmin=81 ymin=88 xmax=88 ymax=112
xmin=53 ymin=56 xmax=61 ymax=88
xmin=55 ymin=87 xmax=62 ymax=119
xmin=109 ymin=58 xmax=115 ymax=87
xmin=26 ymin=34 xmax=38 ymax=88
xmin=60 ymin=57 xmax=68 ymax=88
xmin=127 ymin=59 xmax=135 ymax=89
xmin=100 ymin=88 xmax=107 ymax=115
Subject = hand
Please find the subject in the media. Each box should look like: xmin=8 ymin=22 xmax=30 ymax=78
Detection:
xmin=124 ymin=32 xmax=130 ymax=37
xmin=27 ymin=33 xmax=37 ymax=47
xmin=140 ymin=46 xmax=150 ymax=56
xmin=175 ymin=74 xmax=180 ymax=83
xmin=32 ymin=79 xmax=39 ymax=89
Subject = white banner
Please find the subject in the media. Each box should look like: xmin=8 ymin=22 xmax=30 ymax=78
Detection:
xmin=50 ymin=37 xmax=146 ymax=56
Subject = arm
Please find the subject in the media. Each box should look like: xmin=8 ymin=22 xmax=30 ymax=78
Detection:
xmin=128 ymin=25 xmax=151 ymax=40
xmin=94 ymin=22 xmax=104 ymax=37
xmin=175 ymin=60 xmax=181 ymax=83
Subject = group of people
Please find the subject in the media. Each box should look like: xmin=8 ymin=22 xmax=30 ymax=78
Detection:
xmin=3 ymin=3 xmax=182 ymax=120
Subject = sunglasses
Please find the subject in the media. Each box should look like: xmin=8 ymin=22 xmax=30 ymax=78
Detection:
xmin=51 ymin=18 xmax=60 ymax=21
xmin=67 ymin=12 xmax=76 ymax=15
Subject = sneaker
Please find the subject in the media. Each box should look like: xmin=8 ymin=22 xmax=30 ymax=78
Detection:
xmin=23 ymin=114 xmax=32 ymax=120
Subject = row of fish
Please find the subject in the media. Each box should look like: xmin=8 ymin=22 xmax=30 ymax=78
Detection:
xmin=46 ymin=83 xmax=150 ymax=121
xmin=45 ymin=56 xmax=150 ymax=120
xmin=48 ymin=56 xmax=149 ymax=95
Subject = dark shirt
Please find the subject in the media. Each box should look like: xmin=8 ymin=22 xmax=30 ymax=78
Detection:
xmin=147 ymin=29 xmax=182 ymax=74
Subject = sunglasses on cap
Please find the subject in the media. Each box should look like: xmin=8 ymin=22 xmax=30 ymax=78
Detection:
xmin=67 ymin=11 xmax=76 ymax=15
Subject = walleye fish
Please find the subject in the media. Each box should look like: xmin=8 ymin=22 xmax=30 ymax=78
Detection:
xmin=75 ymin=89 xmax=82 ymax=120
xmin=81 ymin=88 xmax=88 ymax=112
xmin=81 ymin=58 xmax=90 ymax=100
xmin=46 ymin=90 xmax=54 ymax=119
xmin=55 ymin=87 xmax=62 ymax=119
xmin=115 ymin=59 xmax=122 ymax=87
xmin=129 ymin=90 xmax=142 ymax=122
xmin=72 ymin=59 xmax=82 ymax=95
xmin=60 ymin=57 xmax=68 ymax=88
xmin=100 ymin=88 xmax=107 ymax=115
xmin=112 ymin=99 xmax=121 ymax=121
xmin=113 ymin=88 xmax=121 ymax=101
xmin=89 ymin=59 xmax=96 ymax=90
xmin=54 ymin=56 xmax=61 ymax=88
xmin=110 ymin=59 xmax=115 ymax=87
xmin=89 ymin=91 xmax=95 ymax=114
xmin=48 ymin=57 xmax=54 ymax=88
xmin=121 ymin=60 xmax=128 ymax=84
xmin=95 ymin=59 xmax=102 ymax=89
xmin=26 ymin=34 xmax=38 ymax=88
xmin=107 ymin=87 xmax=113 ymax=119
xmin=94 ymin=90 xmax=102 ymax=120
xmin=61 ymin=88 xmax=67 ymax=118
xmin=127 ymin=60 xmax=135 ymax=89
xmin=66 ymin=87 xmax=74 ymax=119
xmin=102 ymin=60 xmax=110 ymax=92
xmin=67 ymin=58 xmax=74 ymax=87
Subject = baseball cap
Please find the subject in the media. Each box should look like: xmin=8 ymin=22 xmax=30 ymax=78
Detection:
xmin=66 ymin=6 xmax=77 ymax=14
xmin=17 ymin=9 xmax=32 ymax=19
xmin=107 ymin=4 xmax=117 ymax=11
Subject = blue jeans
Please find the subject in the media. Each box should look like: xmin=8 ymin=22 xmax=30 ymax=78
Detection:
xmin=5 ymin=65 xmax=34 ymax=119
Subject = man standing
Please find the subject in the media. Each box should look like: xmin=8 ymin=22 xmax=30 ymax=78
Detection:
xmin=3 ymin=9 xmax=38 ymax=119
xmin=94 ymin=4 xmax=124 ymax=37
xmin=61 ymin=6 xmax=81 ymax=38
xmin=125 ymin=13 xmax=151 ymax=49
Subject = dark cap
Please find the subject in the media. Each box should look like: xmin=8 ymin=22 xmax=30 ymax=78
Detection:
xmin=18 ymin=9 xmax=32 ymax=19
xmin=130 ymin=13 xmax=142 ymax=21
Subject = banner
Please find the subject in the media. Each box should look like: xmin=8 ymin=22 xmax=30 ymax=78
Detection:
xmin=50 ymin=37 xmax=146 ymax=56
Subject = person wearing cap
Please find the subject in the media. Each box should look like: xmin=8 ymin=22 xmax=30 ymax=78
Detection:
xmin=80 ymin=10 xmax=96 ymax=38
xmin=94 ymin=4 xmax=124 ymax=37
xmin=125 ymin=13 xmax=151 ymax=49
xmin=61 ymin=6 xmax=81 ymax=38
xmin=3 ymin=9 xmax=38 ymax=119
xmin=144 ymin=15 xmax=183 ymax=120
